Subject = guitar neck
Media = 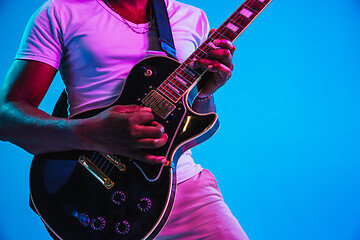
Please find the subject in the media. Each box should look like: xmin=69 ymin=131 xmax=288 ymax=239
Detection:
xmin=157 ymin=0 xmax=272 ymax=103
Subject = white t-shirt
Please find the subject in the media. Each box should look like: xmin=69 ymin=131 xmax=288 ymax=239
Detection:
xmin=16 ymin=0 xmax=209 ymax=183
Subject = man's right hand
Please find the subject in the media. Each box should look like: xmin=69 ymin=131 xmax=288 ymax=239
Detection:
xmin=0 ymin=60 xmax=167 ymax=163
xmin=75 ymin=105 xmax=168 ymax=164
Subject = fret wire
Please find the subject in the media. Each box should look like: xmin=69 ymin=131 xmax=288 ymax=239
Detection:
xmin=158 ymin=86 xmax=171 ymax=99
xmin=178 ymin=67 xmax=199 ymax=83
xmin=234 ymin=10 xmax=248 ymax=20
xmin=170 ymin=75 xmax=190 ymax=90
xmin=218 ymin=26 xmax=238 ymax=39
xmin=249 ymin=0 xmax=259 ymax=8
xmin=168 ymin=75 xmax=187 ymax=88
xmin=214 ymin=30 xmax=230 ymax=41
xmin=217 ymin=28 xmax=237 ymax=42
xmin=228 ymin=13 xmax=247 ymax=27
xmin=170 ymin=72 xmax=192 ymax=86
xmin=235 ymin=9 xmax=252 ymax=21
xmin=184 ymin=60 xmax=202 ymax=76
xmin=174 ymin=71 xmax=196 ymax=86
xmin=193 ymin=50 xmax=206 ymax=60
xmin=158 ymin=84 xmax=171 ymax=96
xmin=203 ymin=41 xmax=213 ymax=51
xmin=157 ymin=86 xmax=174 ymax=102
xmin=166 ymin=78 xmax=186 ymax=90
xmin=232 ymin=14 xmax=250 ymax=29
xmin=166 ymin=79 xmax=186 ymax=93
xmin=197 ymin=47 xmax=208 ymax=55
xmin=182 ymin=64 xmax=206 ymax=78
xmin=199 ymin=43 xmax=212 ymax=54
xmin=243 ymin=0 xmax=256 ymax=8
xmin=248 ymin=0 xmax=265 ymax=9
xmin=187 ymin=52 xmax=202 ymax=62
xmin=158 ymin=85 xmax=170 ymax=96
xmin=194 ymin=46 xmax=208 ymax=57
xmin=201 ymin=45 xmax=212 ymax=54
xmin=255 ymin=0 xmax=266 ymax=5
xmin=255 ymin=0 xmax=267 ymax=10
xmin=158 ymin=84 xmax=181 ymax=101
xmin=208 ymin=35 xmax=215 ymax=42
xmin=243 ymin=3 xmax=259 ymax=14
xmin=250 ymin=0 xmax=265 ymax=13
xmin=162 ymin=83 xmax=182 ymax=98
xmin=151 ymin=0 xmax=271 ymax=107
xmin=182 ymin=64 xmax=201 ymax=80
xmin=229 ymin=6 xmax=243 ymax=22
xmin=228 ymin=18 xmax=244 ymax=29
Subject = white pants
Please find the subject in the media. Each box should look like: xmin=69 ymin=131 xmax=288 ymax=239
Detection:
xmin=156 ymin=169 xmax=248 ymax=240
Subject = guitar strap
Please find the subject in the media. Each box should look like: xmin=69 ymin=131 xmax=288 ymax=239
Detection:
xmin=152 ymin=0 xmax=177 ymax=59
xmin=52 ymin=0 xmax=177 ymax=118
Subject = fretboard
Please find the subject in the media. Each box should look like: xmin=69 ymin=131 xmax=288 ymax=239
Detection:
xmin=142 ymin=0 xmax=272 ymax=118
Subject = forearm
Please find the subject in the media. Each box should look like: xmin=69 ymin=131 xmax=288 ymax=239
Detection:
xmin=0 ymin=101 xmax=84 ymax=155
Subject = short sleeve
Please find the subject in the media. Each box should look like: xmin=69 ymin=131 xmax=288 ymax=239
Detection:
xmin=15 ymin=0 xmax=63 ymax=69
xmin=197 ymin=9 xmax=210 ymax=45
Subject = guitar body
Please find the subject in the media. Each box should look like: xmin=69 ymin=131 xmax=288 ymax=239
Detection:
xmin=30 ymin=56 xmax=219 ymax=240
xmin=29 ymin=0 xmax=272 ymax=237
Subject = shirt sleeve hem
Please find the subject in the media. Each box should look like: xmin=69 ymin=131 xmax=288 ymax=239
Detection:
xmin=14 ymin=53 xmax=60 ymax=70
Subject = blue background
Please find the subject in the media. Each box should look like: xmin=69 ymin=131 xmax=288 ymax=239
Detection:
xmin=1 ymin=0 xmax=360 ymax=239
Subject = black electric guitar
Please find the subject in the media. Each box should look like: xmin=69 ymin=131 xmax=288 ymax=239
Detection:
xmin=29 ymin=0 xmax=272 ymax=239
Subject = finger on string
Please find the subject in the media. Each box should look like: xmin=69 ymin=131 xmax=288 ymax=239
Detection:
xmin=112 ymin=105 xmax=152 ymax=113
xmin=213 ymin=39 xmax=236 ymax=55
xmin=135 ymin=133 xmax=168 ymax=149
xmin=133 ymin=124 xmax=165 ymax=139
xmin=207 ymin=48 xmax=233 ymax=69
xmin=208 ymin=63 xmax=232 ymax=80
xmin=190 ymin=58 xmax=218 ymax=70
xmin=130 ymin=111 xmax=155 ymax=125
xmin=129 ymin=150 xmax=166 ymax=165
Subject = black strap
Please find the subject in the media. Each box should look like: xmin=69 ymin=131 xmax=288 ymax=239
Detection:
xmin=52 ymin=0 xmax=177 ymax=117
xmin=152 ymin=0 xmax=177 ymax=59
xmin=52 ymin=90 xmax=69 ymax=118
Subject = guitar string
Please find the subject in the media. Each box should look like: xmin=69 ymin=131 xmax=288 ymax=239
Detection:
xmin=211 ymin=0 xmax=259 ymax=43
xmin=99 ymin=155 xmax=108 ymax=170
xmin=102 ymin=157 xmax=112 ymax=173
xmin=166 ymin=79 xmax=185 ymax=94
xmin=157 ymin=21 xmax=238 ymax=103
xmin=90 ymin=151 xmax=97 ymax=163
xmin=172 ymin=72 xmax=191 ymax=88
xmin=92 ymin=152 xmax=101 ymax=165
xmin=85 ymin=0 xmax=264 ymax=179
xmin=106 ymin=160 xmax=116 ymax=175
xmin=164 ymin=78 xmax=185 ymax=93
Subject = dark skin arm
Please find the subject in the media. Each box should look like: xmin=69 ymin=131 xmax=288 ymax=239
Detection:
xmin=0 ymin=60 xmax=168 ymax=164
xmin=0 ymin=32 xmax=235 ymax=163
